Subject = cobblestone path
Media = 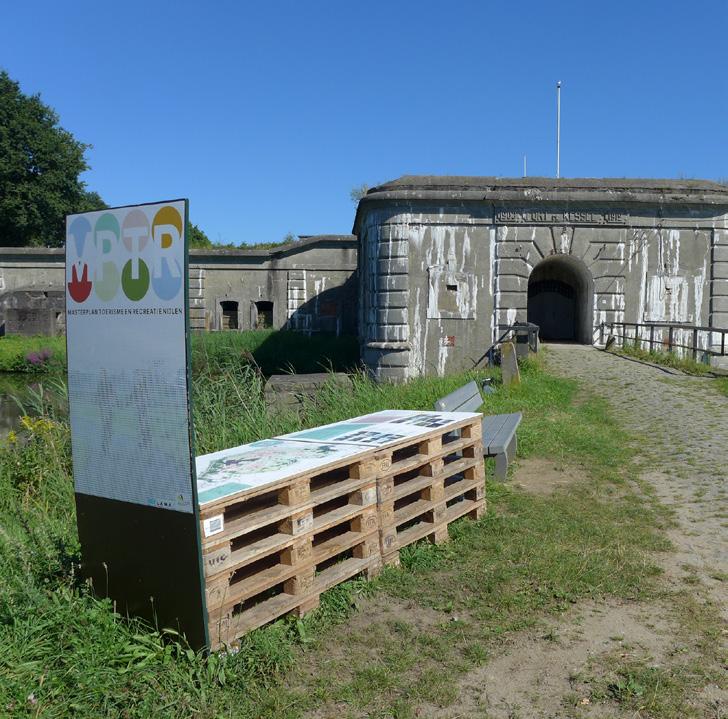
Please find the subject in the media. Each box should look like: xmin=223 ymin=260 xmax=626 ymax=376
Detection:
xmin=545 ymin=343 xmax=728 ymax=616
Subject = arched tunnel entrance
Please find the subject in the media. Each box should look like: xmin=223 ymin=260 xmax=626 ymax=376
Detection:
xmin=527 ymin=255 xmax=594 ymax=343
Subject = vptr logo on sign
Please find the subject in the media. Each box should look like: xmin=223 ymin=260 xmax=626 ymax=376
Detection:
xmin=67 ymin=204 xmax=184 ymax=304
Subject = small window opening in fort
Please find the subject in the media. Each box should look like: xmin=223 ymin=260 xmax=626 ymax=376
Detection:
xmin=446 ymin=283 xmax=458 ymax=292
xmin=221 ymin=300 xmax=239 ymax=330
xmin=254 ymin=301 xmax=273 ymax=329
xmin=527 ymin=255 xmax=593 ymax=344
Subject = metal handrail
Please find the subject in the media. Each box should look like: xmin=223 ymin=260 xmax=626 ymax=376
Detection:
xmin=604 ymin=321 xmax=728 ymax=360
xmin=474 ymin=322 xmax=540 ymax=367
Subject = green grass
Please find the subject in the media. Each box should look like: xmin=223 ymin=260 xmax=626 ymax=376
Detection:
xmin=0 ymin=330 xmax=359 ymax=376
xmin=190 ymin=329 xmax=360 ymax=376
xmin=0 ymin=354 xmax=678 ymax=718
xmin=581 ymin=593 xmax=726 ymax=719
xmin=717 ymin=377 xmax=728 ymax=397
xmin=613 ymin=342 xmax=713 ymax=376
xmin=0 ymin=335 xmax=66 ymax=372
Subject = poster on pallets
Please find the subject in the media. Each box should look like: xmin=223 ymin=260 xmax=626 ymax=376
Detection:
xmin=196 ymin=438 xmax=368 ymax=505
xmin=65 ymin=200 xmax=208 ymax=649
xmin=279 ymin=409 xmax=480 ymax=447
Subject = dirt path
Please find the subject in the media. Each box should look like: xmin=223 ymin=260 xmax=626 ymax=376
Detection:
xmin=432 ymin=345 xmax=728 ymax=718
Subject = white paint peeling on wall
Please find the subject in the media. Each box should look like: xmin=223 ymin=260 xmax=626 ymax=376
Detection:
xmin=559 ymin=230 xmax=570 ymax=253
xmin=638 ymin=239 xmax=649 ymax=323
xmin=693 ymin=254 xmax=707 ymax=326
xmin=436 ymin=317 xmax=449 ymax=377
xmin=666 ymin=229 xmax=681 ymax=276
xmin=461 ymin=230 xmax=471 ymax=272
xmin=411 ymin=286 xmax=423 ymax=373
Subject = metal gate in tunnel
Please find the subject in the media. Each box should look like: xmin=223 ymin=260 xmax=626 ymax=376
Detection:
xmin=527 ymin=255 xmax=594 ymax=344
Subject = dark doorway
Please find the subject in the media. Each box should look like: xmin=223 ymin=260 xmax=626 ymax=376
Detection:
xmin=527 ymin=255 xmax=593 ymax=343
xmin=254 ymin=301 xmax=273 ymax=329
xmin=220 ymin=300 xmax=239 ymax=330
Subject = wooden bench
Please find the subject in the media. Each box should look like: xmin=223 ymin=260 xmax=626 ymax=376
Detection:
xmin=434 ymin=380 xmax=521 ymax=481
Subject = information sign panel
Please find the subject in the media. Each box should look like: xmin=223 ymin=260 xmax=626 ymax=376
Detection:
xmin=66 ymin=200 xmax=207 ymax=649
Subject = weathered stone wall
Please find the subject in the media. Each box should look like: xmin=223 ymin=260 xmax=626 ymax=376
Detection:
xmin=194 ymin=239 xmax=357 ymax=334
xmin=355 ymin=177 xmax=728 ymax=380
xmin=358 ymin=206 xmax=494 ymax=381
xmin=0 ymin=236 xmax=358 ymax=337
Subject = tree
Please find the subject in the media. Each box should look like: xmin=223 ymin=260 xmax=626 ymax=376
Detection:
xmin=0 ymin=70 xmax=105 ymax=247
xmin=349 ymin=184 xmax=370 ymax=203
xmin=187 ymin=222 xmax=213 ymax=248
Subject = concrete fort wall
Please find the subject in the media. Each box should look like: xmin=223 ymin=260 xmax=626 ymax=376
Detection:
xmin=354 ymin=177 xmax=728 ymax=381
xmin=0 ymin=236 xmax=358 ymax=337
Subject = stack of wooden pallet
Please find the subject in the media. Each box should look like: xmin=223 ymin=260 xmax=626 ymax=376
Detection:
xmin=199 ymin=414 xmax=484 ymax=649
xmin=375 ymin=417 xmax=484 ymax=566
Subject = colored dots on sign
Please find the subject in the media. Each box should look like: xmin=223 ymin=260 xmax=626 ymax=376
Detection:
xmin=122 ymin=259 xmax=150 ymax=301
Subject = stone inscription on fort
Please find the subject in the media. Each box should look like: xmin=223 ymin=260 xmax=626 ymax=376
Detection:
xmin=494 ymin=208 xmax=629 ymax=225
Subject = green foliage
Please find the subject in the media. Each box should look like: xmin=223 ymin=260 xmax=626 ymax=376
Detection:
xmin=0 ymin=70 xmax=105 ymax=247
xmin=0 ymin=331 xmax=358 ymax=377
xmin=0 ymin=335 xmax=66 ymax=372
xmin=349 ymin=184 xmax=370 ymax=203
xmin=239 ymin=233 xmax=299 ymax=251
xmin=0 ymin=354 xmax=675 ymax=717
xmin=614 ymin=342 xmax=713 ymax=375
xmin=717 ymin=377 xmax=728 ymax=397
xmin=190 ymin=330 xmax=360 ymax=377
xmin=187 ymin=222 xmax=212 ymax=249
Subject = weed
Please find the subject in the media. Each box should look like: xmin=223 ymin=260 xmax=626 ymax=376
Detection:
xmin=612 ymin=343 xmax=714 ymax=376
xmin=0 ymin=350 xmax=677 ymax=717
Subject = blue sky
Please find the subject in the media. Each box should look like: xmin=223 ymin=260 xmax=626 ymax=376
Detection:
xmin=2 ymin=1 xmax=727 ymax=245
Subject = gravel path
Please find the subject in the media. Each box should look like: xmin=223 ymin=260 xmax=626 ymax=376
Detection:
xmin=545 ymin=343 xmax=728 ymax=614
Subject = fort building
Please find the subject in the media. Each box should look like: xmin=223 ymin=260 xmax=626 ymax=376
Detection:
xmin=0 ymin=235 xmax=357 ymax=336
xmin=353 ymin=176 xmax=728 ymax=380
xmin=3 ymin=177 xmax=728 ymax=383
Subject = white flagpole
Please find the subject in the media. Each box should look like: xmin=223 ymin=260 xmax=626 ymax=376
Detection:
xmin=556 ymin=81 xmax=561 ymax=178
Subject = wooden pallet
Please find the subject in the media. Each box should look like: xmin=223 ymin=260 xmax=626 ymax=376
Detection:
xmin=201 ymin=413 xmax=486 ymax=648
xmin=207 ymin=509 xmax=380 ymax=649
xmin=375 ymin=421 xmax=485 ymax=565
xmin=200 ymin=453 xmax=381 ymax=649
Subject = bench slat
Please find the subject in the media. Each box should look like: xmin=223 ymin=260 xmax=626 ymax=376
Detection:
xmin=434 ymin=382 xmax=522 ymax=480
xmin=488 ymin=412 xmax=522 ymax=454
xmin=481 ymin=414 xmax=509 ymax=450
xmin=434 ymin=380 xmax=482 ymax=413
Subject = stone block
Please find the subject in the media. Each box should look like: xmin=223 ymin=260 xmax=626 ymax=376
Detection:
xmin=363 ymin=346 xmax=411 ymax=368
xmin=375 ymin=308 xmax=408 ymax=325
xmin=370 ymin=324 xmax=409 ymax=342
xmin=496 ymin=258 xmax=530 ymax=278
xmin=377 ymin=258 xmax=408 ymax=275
xmin=264 ymin=373 xmax=353 ymax=415
xmin=496 ymin=291 xmax=527 ymax=310
xmin=375 ymin=275 xmax=408 ymax=292
xmin=377 ymin=240 xmax=409 ymax=259
xmin=711 ymin=278 xmax=728 ymax=296
xmin=500 ymin=341 xmax=520 ymax=387
xmin=497 ymin=275 xmax=528 ymax=293
xmin=373 ymin=290 xmax=409 ymax=308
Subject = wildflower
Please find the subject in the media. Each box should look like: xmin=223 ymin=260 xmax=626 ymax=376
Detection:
xmin=26 ymin=352 xmax=42 ymax=365
xmin=7 ymin=430 xmax=17 ymax=444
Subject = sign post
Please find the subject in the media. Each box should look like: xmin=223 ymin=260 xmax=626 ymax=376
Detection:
xmin=65 ymin=200 xmax=208 ymax=649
